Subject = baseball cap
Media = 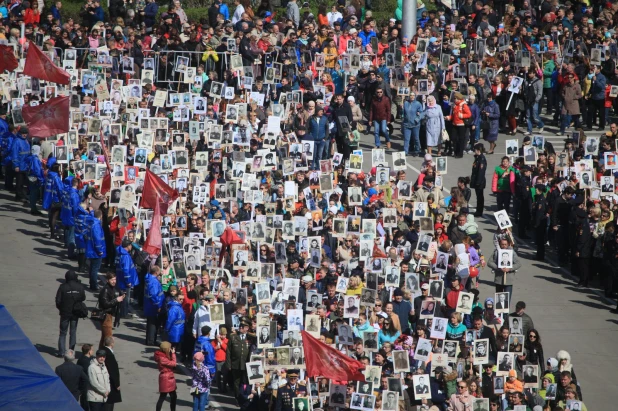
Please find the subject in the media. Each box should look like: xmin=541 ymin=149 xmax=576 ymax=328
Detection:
xmin=421 ymin=283 xmax=430 ymax=290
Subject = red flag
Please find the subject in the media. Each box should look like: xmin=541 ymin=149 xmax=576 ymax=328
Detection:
xmin=0 ymin=45 xmax=18 ymax=73
xmin=22 ymin=96 xmax=70 ymax=137
xmin=100 ymin=172 xmax=111 ymax=195
xmin=301 ymin=331 xmax=366 ymax=382
xmin=23 ymin=42 xmax=70 ymax=85
xmin=220 ymin=227 xmax=244 ymax=248
xmin=143 ymin=201 xmax=162 ymax=255
xmin=141 ymin=169 xmax=179 ymax=214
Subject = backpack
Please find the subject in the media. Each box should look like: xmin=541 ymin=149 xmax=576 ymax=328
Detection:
xmin=526 ymin=79 xmax=539 ymax=104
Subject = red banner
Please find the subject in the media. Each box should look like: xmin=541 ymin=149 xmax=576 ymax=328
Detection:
xmin=22 ymin=96 xmax=70 ymax=137
xmin=141 ymin=169 xmax=179 ymax=215
xmin=23 ymin=42 xmax=70 ymax=85
xmin=143 ymin=201 xmax=162 ymax=255
xmin=0 ymin=45 xmax=18 ymax=73
xmin=301 ymin=331 xmax=366 ymax=382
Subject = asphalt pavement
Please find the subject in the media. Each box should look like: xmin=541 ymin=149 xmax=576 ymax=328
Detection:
xmin=356 ymin=117 xmax=618 ymax=410
xmin=0 ymin=115 xmax=616 ymax=410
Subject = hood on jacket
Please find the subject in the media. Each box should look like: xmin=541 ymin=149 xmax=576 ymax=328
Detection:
xmin=65 ymin=269 xmax=78 ymax=282
xmin=556 ymin=350 xmax=572 ymax=370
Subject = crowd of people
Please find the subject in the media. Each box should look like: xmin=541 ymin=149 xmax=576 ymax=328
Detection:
xmin=3 ymin=0 xmax=618 ymax=410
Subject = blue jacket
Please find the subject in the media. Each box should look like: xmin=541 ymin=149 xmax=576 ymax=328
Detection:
xmin=74 ymin=209 xmax=91 ymax=250
xmin=42 ymin=171 xmax=63 ymax=210
xmin=219 ymin=3 xmax=229 ymax=20
xmin=403 ymin=99 xmax=424 ymax=128
xmin=24 ymin=154 xmax=44 ymax=184
xmin=591 ymin=72 xmax=607 ymax=100
xmin=50 ymin=5 xmax=62 ymax=23
xmin=115 ymin=245 xmax=139 ymax=289
xmin=61 ymin=185 xmax=81 ymax=227
xmin=193 ymin=335 xmax=216 ymax=375
xmin=10 ymin=135 xmax=30 ymax=170
xmin=144 ymin=2 xmax=159 ymax=26
xmin=0 ymin=117 xmax=8 ymax=135
xmin=165 ymin=300 xmax=186 ymax=343
xmin=308 ymin=115 xmax=328 ymax=141
xmin=391 ymin=299 xmax=412 ymax=333
xmin=143 ymin=273 xmax=164 ymax=317
xmin=359 ymin=30 xmax=376 ymax=47
xmin=207 ymin=199 xmax=226 ymax=220
xmin=85 ymin=215 xmax=106 ymax=259
xmin=90 ymin=6 xmax=104 ymax=24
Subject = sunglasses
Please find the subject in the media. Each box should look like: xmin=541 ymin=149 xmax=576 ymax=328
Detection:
xmin=458 ymin=385 xmax=467 ymax=389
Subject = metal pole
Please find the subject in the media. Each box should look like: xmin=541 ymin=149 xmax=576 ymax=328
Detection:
xmin=402 ymin=0 xmax=417 ymax=45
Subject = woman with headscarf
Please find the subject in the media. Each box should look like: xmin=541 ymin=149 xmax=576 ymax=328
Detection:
xmin=424 ymin=95 xmax=446 ymax=156
xmin=154 ymin=342 xmax=177 ymax=411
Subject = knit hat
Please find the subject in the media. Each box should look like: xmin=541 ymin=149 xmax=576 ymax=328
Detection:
xmin=193 ymin=352 xmax=204 ymax=361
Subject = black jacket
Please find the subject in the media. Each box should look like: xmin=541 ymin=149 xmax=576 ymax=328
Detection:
xmin=55 ymin=271 xmax=86 ymax=319
xmin=104 ymin=347 xmax=122 ymax=403
xmin=330 ymin=101 xmax=353 ymax=137
xmin=55 ymin=361 xmax=87 ymax=399
xmin=98 ymin=282 xmax=119 ymax=315
xmin=470 ymin=154 xmax=487 ymax=189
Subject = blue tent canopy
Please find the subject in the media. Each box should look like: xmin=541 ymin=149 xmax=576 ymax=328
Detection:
xmin=0 ymin=304 xmax=82 ymax=410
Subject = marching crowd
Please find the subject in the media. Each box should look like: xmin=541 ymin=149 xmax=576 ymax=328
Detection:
xmin=2 ymin=0 xmax=618 ymax=410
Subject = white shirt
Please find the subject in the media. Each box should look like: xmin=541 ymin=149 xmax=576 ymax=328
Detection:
xmin=232 ymin=4 xmax=245 ymax=25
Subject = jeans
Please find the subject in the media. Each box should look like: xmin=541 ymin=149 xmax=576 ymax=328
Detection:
xmin=526 ymin=102 xmax=544 ymax=132
xmin=560 ymin=114 xmax=580 ymax=133
xmin=312 ymin=140 xmax=325 ymax=170
xmin=89 ymin=258 xmax=102 ymax=290
xmin=403 ymin=125 xmax=420 ymax=154
xmin=119 ymin=287 xmax=131 ymax=317
xmin=587 ymin=98 xmax=605 ymax=129
xmin=29 ymin=180 xmax=40 ymax=212
xmin=65 ymin=225 xmax=76 ymax=258
xmin=452 ymin=126 xmax=467 ymax=157
xmin=99 ymin=314 xmax=113 ymax=350
xmin=15 ymin=170 xmax=27 ymax=200
xmin=373 ymin=119 xmax=390 ymax=147
xmin=58 ymin=317 xmax=78 ymax=355
xmin=192 ymin=391 xmax=209 ymax=411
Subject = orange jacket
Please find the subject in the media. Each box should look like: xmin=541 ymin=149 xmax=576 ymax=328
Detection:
xmin=451 ymin=101 xmax=472 ymax=126
xmin=212 ymin=337 xmax=228 ymax=362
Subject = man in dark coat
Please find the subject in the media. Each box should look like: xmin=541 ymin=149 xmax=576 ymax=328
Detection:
xmin=573 ymin=208 xmax=592 ymax=287
xmin=102 ymin=336 xmax=122 ymax=409
xmin=55 ymin=270 xmax=86 ymax=357
xmin=330 ymin=94 xmax=354 ymax=157
xmin=77 ymin=344 xmax=94 ymax=410
xmin=55 ymin=349 xmax=88 ymax=401
xmin=225 ymin=320 xmax=252 ymax=399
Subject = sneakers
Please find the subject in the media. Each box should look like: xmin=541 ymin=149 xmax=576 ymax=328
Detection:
xmin=537 ymin=127 xmax=544 ymax=133
xmin=524 ymin=131 xmax=531 ymax=136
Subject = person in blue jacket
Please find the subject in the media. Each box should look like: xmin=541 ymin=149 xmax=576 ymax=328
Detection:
xmin=1 ymin=123 xmax=17 ymax=188
xmin=403 ymin=93 xmax=425 ymax=156
xmin=115 ymin=238 xmax=140 ymax=317
xmin=74 ymin=198 xmax=91 ymax=274
xmin=85 ymin=210 xmax=106 ymax=291
xmin=193 ymin=325 xmax=216 ymax=376
xmin=207 ymin=199 xmax=226 ymax=220
xmin=10 ymin=131 xmax=30 ymax=201
xmin=165 ymin=296 xmax=186 ymax=350
xmin=143 ymin=0 xmax=159 ymax=28
xmin=61 ymin=177 xmax=81 ymax=259
xmin=307 ymin=106 xmax=329 ymax=170
xmin=24 ymin=145 xmax=45 ymax=215
xmin=43 ymin=161 xmax=64 ymax=238
xmin=144 ymin=266 xmax=165 ymax=346
xmin=0 ymin=110 xmax=9 ymax=179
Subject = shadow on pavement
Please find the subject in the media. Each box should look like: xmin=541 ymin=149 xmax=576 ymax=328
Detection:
xmin=569 ymin=299 xmax=612 ymax=310
xmin=533 ymin=275 xmax=572 ymax=285
xmin=114 ymin=333 xmax=145 ymax=345
xmin=34 ymin=343 xmax=58 ymax=357
xmin=15 ymin=218 xmax=47 ymax=227
xmin=17 ymin=228 xmax=44 ymax=237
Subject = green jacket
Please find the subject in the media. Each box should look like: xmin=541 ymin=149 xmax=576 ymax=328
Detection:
xmin=543 ymin=59 xmax=555 ymax=89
